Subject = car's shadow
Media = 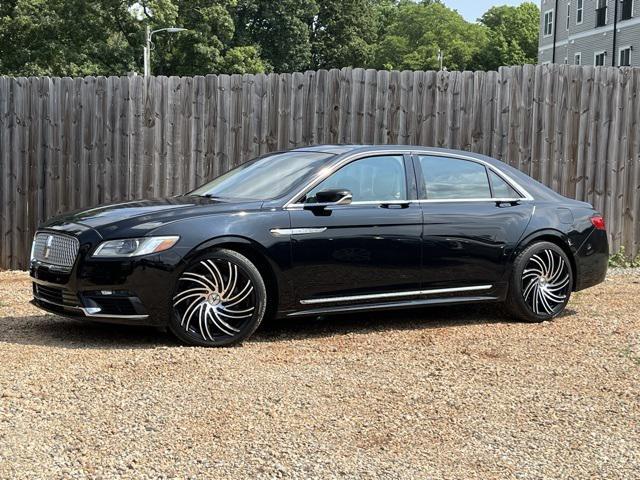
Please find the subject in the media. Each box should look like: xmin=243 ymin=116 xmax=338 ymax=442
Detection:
xmin=0 ymin=304 xmax=578 ymax=350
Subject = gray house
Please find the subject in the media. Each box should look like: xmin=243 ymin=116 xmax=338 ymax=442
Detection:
xmin=538 ymin=0 xmax=639 ymax=67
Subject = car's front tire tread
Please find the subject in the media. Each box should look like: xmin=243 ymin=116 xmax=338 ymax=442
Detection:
xmin=169 ymin=249 xmax=267 ymax=347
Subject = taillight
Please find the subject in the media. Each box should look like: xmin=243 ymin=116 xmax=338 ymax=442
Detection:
xmin=590 ymin=215 xmax=606 ymax=231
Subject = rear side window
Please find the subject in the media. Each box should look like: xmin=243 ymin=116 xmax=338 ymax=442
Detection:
xmin=488 ymin=170 xmax=520 ymax=198
xmin=418 ymin=156 xmax=491 ymax=200
xmin=305 ymin=155 xmax=407 ymax=202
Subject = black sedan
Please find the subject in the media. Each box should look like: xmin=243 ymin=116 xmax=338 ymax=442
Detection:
xmin=30 ymin=145 xmax=608 ymax=347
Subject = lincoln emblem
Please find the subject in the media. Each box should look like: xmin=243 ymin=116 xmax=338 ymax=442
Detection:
xmin=43 ymin=235 xmax=53 ymax=259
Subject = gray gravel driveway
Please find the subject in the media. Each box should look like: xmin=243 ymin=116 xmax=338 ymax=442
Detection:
xmin=0 ymin=270 xmax=639 ymax=479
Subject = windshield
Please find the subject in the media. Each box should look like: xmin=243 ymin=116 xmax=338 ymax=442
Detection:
xmin=189 ymin=151 xmax=334 ymax=201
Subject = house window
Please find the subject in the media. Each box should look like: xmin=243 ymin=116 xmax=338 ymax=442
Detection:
xmin=544 ymin=10 xmax=554 ymax=36
xmin=621 ymin=0 xmax=633 ymax=20
xmin=567 ymin=3 xmax=571 ymax=29
xmin=576 ymin=0 xmax=583 ymax=24
xmin=619 ymin=47 xmax=632 ymax=66
xmin=596 ymin=0 xmax=607 ymax=27
xmin=575 ymin=52 xmax=582 ymax=65
xmin=595 ymin=51 xmax=607 ymax=66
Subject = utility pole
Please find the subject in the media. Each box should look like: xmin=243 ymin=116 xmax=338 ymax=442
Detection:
xmin=437 ymin=50 xmax=444 ymax=71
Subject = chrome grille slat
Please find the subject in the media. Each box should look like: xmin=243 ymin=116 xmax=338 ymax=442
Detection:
xmin=32 ymin=233 xmax=79 ymax=271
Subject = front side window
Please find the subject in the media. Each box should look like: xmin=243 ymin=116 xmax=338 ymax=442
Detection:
xmin=544 ymin=10 xmax=554 ymax=36
xmin=595 ymin=51 xmax=607 ymax=66
xmin=305 ymin=155 xmax=406 ymax=203
xmin=418 ymin=156 xmax=492 ymax=200
xmin=190 ymin=151 xmax=333 ymax=201
xmin=575 ymin=52 xmax=582 ymax=65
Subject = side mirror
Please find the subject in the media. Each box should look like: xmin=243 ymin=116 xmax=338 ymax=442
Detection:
xmin=311 ymin=189 xmax=353 ymax=206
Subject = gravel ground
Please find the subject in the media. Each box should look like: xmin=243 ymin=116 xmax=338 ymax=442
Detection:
xmin=0 ymin=270 xmax=639 ymax=479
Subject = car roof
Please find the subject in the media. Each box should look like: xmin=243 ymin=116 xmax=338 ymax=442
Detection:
xmin=292 ymin=144 xmax=501 ymax=165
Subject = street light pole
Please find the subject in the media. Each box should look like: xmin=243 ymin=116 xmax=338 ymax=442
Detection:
xmin=143 ymin=26 xmax=188 ymax=77
xmin=144 ymin=25 xmax=150 ymax=77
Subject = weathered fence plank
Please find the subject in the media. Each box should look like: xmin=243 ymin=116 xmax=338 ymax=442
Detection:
xmin=1 ymin=65 xmax=640 ymax=269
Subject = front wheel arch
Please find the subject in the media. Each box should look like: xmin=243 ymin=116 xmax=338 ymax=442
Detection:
xmin=184 ymin=236 xmax=281 ymax=318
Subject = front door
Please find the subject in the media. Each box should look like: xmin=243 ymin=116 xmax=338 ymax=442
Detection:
xmin=286 ymin=154 xmax=423 ymax=304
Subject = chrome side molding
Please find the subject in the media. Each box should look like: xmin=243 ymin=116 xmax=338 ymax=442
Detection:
xmin=270 ymin=228 xmax=327 ymax=236
xmin=300 ymin=285 xmax=493 ymax=305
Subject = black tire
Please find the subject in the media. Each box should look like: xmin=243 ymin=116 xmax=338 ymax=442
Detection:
xmin=505 ymin=241 xmax=573 ymax=323
xmin=169 ymin=249 xmax=267 ymax=347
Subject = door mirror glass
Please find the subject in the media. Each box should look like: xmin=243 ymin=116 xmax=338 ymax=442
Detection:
xmin=313 ymin=189 xmax=353 ymax=205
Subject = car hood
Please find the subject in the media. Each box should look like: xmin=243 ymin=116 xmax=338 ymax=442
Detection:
xmin=40 ymin=197 xmax=264 ymax=239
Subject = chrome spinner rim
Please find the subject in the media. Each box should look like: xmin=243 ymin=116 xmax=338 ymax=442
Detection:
xmin=522 ymin=249 xmax=571 ymax=316
xmin=173 ymin=259 xmax=255 ymax=342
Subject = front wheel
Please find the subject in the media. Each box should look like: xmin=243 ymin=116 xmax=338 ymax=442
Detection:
xmin=169 ymin=249 xmax=267 ymax=347
xmin=505 ymin=241 xmax=573 ymax=322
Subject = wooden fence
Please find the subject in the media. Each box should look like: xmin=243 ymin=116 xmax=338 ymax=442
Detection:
xmin=1 ymin=65 xmax=639 ymax=269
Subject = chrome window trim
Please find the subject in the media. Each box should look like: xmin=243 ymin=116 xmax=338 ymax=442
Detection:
xmin=300 ymin=285 xmax=492 ymax=305
xmin=283 ymin=149 xmax=533 ymax=209
xmin=413 ymin=197 xmax=527 ymax=204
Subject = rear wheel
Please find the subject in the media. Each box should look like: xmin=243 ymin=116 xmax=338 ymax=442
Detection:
xmin=506 ymin=241 xmax=573 ymax=322
xmin=169 ymin=249 xmax=267 ymax=347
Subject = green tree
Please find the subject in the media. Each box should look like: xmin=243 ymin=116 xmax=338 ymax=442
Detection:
xmin=373 ymin=0 xmax=488 ymax=71
xmin=477 ymin=2 xmax=540 ymax=70
xmin=0 ymin=0 xmax=139 ymax=76
xmin=234 ymin=0 xmax=317 ymax=73
xmin=311 ymin=0 xmax=388 ymax=70
xmin=133 ymin=0 xmax=267 ymax=75
xmin=0 ymin=0 xmax=267 ymax=76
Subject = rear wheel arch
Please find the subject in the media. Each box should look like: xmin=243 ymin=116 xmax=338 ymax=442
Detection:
xmin=514 ymin=230 xmax=577 ymax=291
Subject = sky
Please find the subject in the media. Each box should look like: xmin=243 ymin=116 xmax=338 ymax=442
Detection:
xmin=445 ymin=0 xmax=533 ymax=22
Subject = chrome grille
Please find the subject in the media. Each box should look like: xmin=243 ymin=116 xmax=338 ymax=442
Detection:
xmin=32 ymin=233 xmax=79 ymax=271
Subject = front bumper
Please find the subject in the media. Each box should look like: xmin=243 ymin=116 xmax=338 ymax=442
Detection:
xmin=29 ymin=234 xmax=186 ymax=326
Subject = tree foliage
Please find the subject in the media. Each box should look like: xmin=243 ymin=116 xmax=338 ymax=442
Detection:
xmin=0 ymin=0 xmax=541 ymax=76
xmin=477 ymin=2 xmax=541 ymax=71
xmin=373 ymin=1 xmax=488 ymax=71
xmin=311 ymin=0 xmax=387 ymax=70
xmin=234 ymin=0 xmax=317 ymax=73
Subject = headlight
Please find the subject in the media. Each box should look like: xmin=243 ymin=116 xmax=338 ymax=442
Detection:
xmin=92 ymin=236 xmax=179 ymax=258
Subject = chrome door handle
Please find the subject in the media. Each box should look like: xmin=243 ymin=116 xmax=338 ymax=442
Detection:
xmin=380 ymin=201 xmax=410 ymax=209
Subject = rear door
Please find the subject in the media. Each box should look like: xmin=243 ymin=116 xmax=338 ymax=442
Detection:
xmin=414 ymin=153 xmax=534 ymax=291
xmin=286 ymin=154 xmax=423 ymax=304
